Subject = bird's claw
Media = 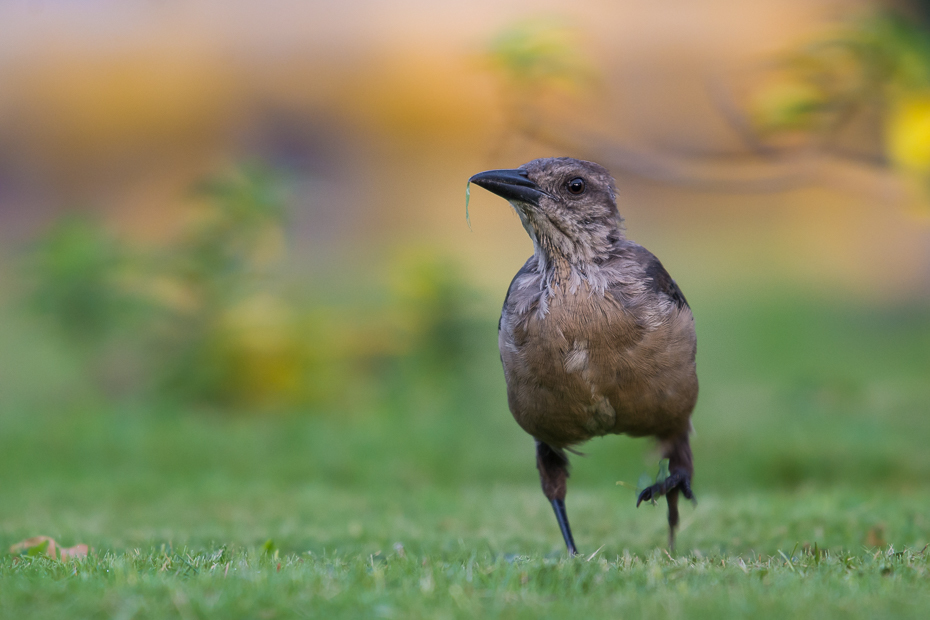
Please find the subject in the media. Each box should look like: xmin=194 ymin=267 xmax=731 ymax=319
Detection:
xmin=636 ymin=470 xmax=695 ymax=507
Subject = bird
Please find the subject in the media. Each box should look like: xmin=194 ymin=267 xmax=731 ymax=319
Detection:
xmin=468 ymin=157 xmax=698 ymax=555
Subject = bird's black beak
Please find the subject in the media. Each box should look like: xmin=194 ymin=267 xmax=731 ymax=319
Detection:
xmin=469 ymin=168 xmax=546 ymax=206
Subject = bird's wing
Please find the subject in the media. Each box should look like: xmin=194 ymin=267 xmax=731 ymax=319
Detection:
xmin=499 ymin=256 xmax=538 ymax=332
xmin=620 ymin=244 xmax=690 ymax=311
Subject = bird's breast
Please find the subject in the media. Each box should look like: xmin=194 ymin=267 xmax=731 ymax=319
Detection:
xmin=500 ymin=286 xmax=697 ymax=447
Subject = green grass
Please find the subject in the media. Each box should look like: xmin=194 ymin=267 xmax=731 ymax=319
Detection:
xmin=4 ymin=541 xmax=929 ymax=619
xmin=1 ymin=288 xmax=929 ymax=618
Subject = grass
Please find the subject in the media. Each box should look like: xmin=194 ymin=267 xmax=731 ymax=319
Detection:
xmin=1 ymin=285 xmax=929 ymax=618
xmin=4 ymin=542 xmax=929 ymax=619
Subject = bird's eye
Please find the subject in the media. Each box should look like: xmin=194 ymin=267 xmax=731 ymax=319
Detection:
xmin=566 ymin=178 xmax=585 ymax=195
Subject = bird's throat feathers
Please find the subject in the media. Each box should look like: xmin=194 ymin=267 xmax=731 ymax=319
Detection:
xmin=518 ymin=206 xmax=625 ymax=295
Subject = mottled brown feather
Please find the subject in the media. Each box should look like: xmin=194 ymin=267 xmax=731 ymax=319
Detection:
xmin=499 ymin=239 xmax=697 ymax=448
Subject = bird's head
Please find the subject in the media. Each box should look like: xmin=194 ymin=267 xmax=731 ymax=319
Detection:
xmin=469 ymin=157 xmax=622 ymax=266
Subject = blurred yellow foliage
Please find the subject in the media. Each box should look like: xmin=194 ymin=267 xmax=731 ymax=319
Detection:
xmin=24 ymin=181 xmax=486 ymax=411
xmin=215 ymin=294 xmax=305 ymax=408
xmin=886 ymin=93 xmax=930 ymax=173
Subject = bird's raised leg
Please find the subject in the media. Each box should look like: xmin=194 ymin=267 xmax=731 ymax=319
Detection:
xmin=536 ymin=440 xmax=578 ymax=556
xmin=636 ymin=431 xmax=695 ymax=551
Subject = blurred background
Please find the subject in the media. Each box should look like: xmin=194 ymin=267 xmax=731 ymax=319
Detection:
xmin=0 ymin=0 xmax=928 ymax=554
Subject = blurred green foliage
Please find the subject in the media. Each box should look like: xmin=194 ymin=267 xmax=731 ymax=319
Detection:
xmin=751 ymin=10 xmax=930 ymax=180
xmin=26 ymin=215 xmax=135 ymax=347
xmin=148 ymin=167 xmax=294 ymax=405
xmin=753 ymin=12 xmax=930 ymax=128
xmin=486 ymin=19 xmax=593 ymax=93
xmin=484 ymin=18 xmax=596 ymax=144
xmin=20 ymin=167 xmax=486 ymax=410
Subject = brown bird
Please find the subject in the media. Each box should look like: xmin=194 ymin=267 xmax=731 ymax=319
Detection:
xmin=469 ymin=157 xmax=698 ymax=554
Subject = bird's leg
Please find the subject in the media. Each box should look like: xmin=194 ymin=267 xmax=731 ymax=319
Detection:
xmin=636 ymin=431 xmax=695 ymax=551
xmin=535 ymin=440 xmax=578 ymax=556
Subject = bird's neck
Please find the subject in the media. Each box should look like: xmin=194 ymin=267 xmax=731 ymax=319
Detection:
xmin=533 ymin=229 xmax=623 ymax=292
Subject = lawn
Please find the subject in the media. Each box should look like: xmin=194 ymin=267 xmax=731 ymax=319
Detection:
xmin=1 ymin=286 xmax=929 ymax=618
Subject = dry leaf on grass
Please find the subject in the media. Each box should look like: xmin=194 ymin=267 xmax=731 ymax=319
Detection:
xmin=59 ymin=544 xmax=89 ymax=560
xmin=9 ymin=536 xmax=57 ymax=558
xmin=9 ymin=536 xmax=89 ymax=561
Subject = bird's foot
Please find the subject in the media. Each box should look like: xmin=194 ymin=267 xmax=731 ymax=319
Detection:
xmin=636 ymin=470 xmax=695 ymax=507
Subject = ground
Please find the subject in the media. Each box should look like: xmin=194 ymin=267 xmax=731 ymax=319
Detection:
xmin=1 ymin=290 xmax=929 ymax=618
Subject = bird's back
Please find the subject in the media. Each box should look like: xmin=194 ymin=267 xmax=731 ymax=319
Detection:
xmin=499 ymin=240 xmax=698 ymax=448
